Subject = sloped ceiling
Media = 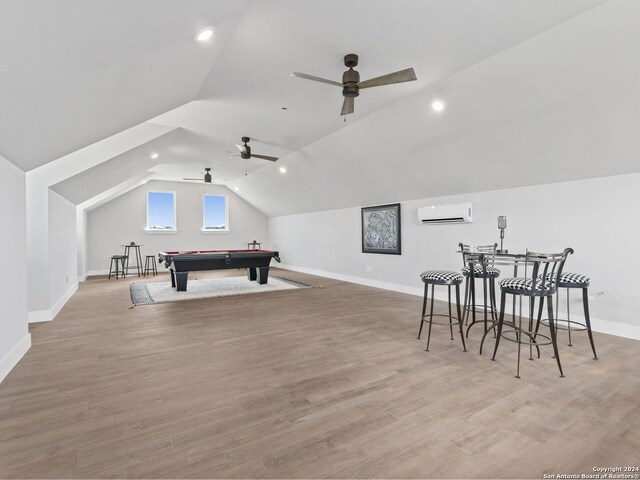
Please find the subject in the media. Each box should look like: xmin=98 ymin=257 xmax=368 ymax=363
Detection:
xmin=4 ymin=0 xmax=637 ymax=218
xmin=0 ymin=0 xmax=246 ymax=170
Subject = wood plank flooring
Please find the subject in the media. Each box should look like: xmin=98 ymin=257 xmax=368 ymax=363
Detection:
xmin=0 ymin=268 xmax=638 ymax=478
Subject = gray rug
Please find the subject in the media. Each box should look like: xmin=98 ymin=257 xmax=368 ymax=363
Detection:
xmin=130 ymin=275 xmax=311 ymax=306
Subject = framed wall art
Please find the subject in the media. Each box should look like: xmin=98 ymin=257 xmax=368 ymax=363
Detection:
xmin=361 ymin=203 xmax=401 ymax=255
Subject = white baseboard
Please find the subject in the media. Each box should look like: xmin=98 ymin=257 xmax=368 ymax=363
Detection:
xmin=85 ymin=269 xmax=168 ymax=278
xmin=571 ymin=314 xmax=640 ymax=341
xmin=278 ymin=264 xmax=640 ymax=341
xmin=0 ymin=333 xmax=31 ymax=385
xmin=86 ymin=269 xmax=110 ymax=277
xmin=27 ymin=309 xmax=52 ymax=323
xmin=279 ymin=263 xmax=423 ymax=297
xmin=78 ymin=274 xmax=87 ymax=282
xmin=28 ymin=282 xmax=78 ymax=324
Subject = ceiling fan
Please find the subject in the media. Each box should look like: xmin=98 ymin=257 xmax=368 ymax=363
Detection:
xmin=234 ymin=137 xmax=278 ymax=162
xmin=292 ymin=53 xmax=417 ymax=115
xmin=183 ymin=167 xmax=213 ymax=183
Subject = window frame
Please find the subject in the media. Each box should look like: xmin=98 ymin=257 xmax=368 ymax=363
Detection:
xmin=145 ymin=190 xmax=178 ymax=234
xmin=201 ymin=194 xmax=230 ymax=234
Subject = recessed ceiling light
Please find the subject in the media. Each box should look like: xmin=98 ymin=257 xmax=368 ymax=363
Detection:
xmin=195 ymin=28 xmax=213 ymax=42
xmin=431 ymin=100 xmax=445 ymax=112
xmin=279 ymin=167 xmax=287 ymax=174
xmin=150 ymin=153 xmax=158 ymax=159
xmin=234 ymin=186 xmax=239 ymax=191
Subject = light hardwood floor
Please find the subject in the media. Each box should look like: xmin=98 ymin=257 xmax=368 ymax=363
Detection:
xmin=0 ymin=268 xmax=638 ymax=479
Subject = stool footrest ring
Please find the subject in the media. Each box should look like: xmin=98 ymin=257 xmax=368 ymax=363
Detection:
xmin=499 ymin=324 xmax=553 ymax=347
xmin=421 ymin=313 xmax=463 ymax=327
xmin=539 ymin=318 xmax=588 ymax=332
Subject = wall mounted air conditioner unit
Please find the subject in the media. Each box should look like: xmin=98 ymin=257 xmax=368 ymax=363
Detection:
xmin=418 ymin=202 xmax=473 ymax=224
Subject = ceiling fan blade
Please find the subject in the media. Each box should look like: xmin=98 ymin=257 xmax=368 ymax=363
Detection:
xmin=182 ymin=178 xmax=202 ymax=181
xmin=292 ymin=72 xmax=342 ymax=87
xmin=341 ymin=96 xmax=354 ymax=116
xmin=358 ymin=68 xmax=417 ymax=89
xmin=235 ymin=144 xmax=247 ymax=153
xmin=251 ymin=154 xmax=278 ymax=162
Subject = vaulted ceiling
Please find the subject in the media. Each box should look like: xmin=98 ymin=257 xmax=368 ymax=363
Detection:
xmin=2 ymin=0 xmax=638 ymax=217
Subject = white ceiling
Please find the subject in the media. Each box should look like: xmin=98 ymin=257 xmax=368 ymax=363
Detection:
xmin=4 ymin=0 xmax=638 ymax=217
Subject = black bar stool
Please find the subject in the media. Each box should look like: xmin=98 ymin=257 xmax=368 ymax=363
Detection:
xmin=247 ymin=240 xmax=262 ymax=250
xmin=108 ymin=255 xmax=127 ymax=279
xmin=144 ymin=255 xmax=158 ymax=277
xmin=483 ymin=248 xmax=573 ymax=378
xmin=418 ymin=270 xmax=467 ymax=352
xmin=544 ymin=272 xmax=597 ymax=359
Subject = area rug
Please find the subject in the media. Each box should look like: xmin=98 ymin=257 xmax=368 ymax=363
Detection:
xmin=130 ymin=275 xmax=311 ymax=306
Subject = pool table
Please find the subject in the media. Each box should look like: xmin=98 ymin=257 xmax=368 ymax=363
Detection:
xmin=158 ymin=249 xmax=281 ymax=292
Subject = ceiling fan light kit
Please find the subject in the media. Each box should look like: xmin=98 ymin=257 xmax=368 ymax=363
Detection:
xmin=293 ymin=53 xmax=417 ymax=116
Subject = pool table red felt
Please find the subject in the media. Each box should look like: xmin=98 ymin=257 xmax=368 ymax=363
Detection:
xmin=162 ymin=249 xmax=274 ymax=255
xmin=157 ymin=249 xmax=281 ymax=292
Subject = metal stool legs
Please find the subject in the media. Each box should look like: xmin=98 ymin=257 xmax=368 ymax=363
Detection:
xmin=553 ymin=286 xmax=597 ymax=359
xmin=418 ymin=282 xmax=467 ymax=352
xmin=144 ymin=255 xmax=157 ymax=277
xmin=581 ymin=288 xmax=598 ymax=359
xmin=464 ymin=275 xmax=498 ymax=338
xmin=108 ymin=256 xmax=126 ymax=279
xmin=487 ymin=292 xmax=564 ymax=378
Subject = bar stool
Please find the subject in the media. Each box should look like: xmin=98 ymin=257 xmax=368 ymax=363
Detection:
xmin=459 ymin=243 xmax=500 ymax=337
xmin=484 ymin=248 xmax=573 ymax=378
xmin=108 ymin=255 xmax=127 ymax=279
xmin=247 ymin=240 xmax=262 ymax=250
xmin=544 ymin=272 xmax=597 ymax=359
xmin=144 ymin=255 xmax=158 ymax=277
xmin=417 ymin=270 xmax=467 ymax=352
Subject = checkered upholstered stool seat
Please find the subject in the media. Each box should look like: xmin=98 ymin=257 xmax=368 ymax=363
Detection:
xmin=419 ymin=270 xmax=463 ymax=285
xmin=461 ymin=265 xmax=501 ymax=278
xmin=417 ymin=270 xmax=466 ymax=352
xmin=558 ymin=272 xmax=590 ymax=288
xmin=499 ymin=277 xmax=556 ymax=294
xmin=539 ymin=271 xmax=597 ymax=359
xmin=538 ymin=272 xmax=590 ymax=288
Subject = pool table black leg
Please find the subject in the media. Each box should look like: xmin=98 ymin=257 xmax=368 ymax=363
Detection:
xmin=174 ymin=271 xmax=189 ymax=291
xmin=257 ymin=267 xmax=269 ymax=284
xmin=247 ymin=267 xmax=257 ymax=281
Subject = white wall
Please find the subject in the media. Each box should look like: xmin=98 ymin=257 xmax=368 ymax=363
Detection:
xmin=270 ymin=173 xmax=640 ymax=339
xmin=25 ymin=178 xmax=50 ymax=313
xmin=76 ymin=209 xmax=88 ymax=280
xmin=0 ymin=155 xmax=30 ymax=384
xmin=48 ymin=190 xmax=78 ymax=308
xmin=86 ymin=180 xmax=269 ymax=273
xmin=26 ymin=189 xmax=79 ymax=323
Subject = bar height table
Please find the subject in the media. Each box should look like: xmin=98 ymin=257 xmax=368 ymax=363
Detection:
xmin=121 ymin=244 xmax=143 ymax=277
